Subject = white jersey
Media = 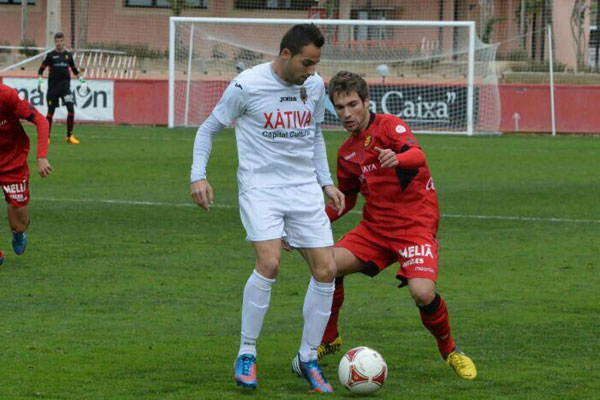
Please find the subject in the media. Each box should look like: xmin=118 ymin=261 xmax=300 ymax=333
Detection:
xmin=211 ymin=62 xmax=329 ymax=192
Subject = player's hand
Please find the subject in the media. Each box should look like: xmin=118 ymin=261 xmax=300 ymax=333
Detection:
xmin=190 ymin=179 xmax=214 ymax=211
xmin=37 ymin=158 xmax=53 ymax=178
xmin=79 ymin=77 xmax=89 ymax=95
xmin=281 ymin=238 xmax=292 ymax=252
xmin=37 ymin=77 xmax=46 ymax=93
xmin=323 ymin=185 xmax=345 ymax=215
xmin=374 ymin=146 xmax=399 ymax=168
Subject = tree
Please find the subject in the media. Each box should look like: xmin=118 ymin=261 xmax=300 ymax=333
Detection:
xmin=515 ymin=0 xmax=543 ymax=51
xmin=571 ymin=0 xmax=589 ymax=71
xmin=167 ymin=0 xmax=191 ymax=16
xmin=479 ymin=0 xmax=505 ymax=45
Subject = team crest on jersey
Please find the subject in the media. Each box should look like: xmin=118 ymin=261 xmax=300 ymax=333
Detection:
xmin=363 ymin=135 xmax=372 ymax=148
xmin=395 ymin=124 xmax=406 ymax=134
xmin=300 ymin=86 xmax=307 ymax=104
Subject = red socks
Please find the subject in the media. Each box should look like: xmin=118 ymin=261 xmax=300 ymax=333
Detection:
xmin=322 ymin=281 xmax=456 ymax=358
xmin=419 ymin=293 xmax=456 ymax=357
xmin=322 ymin=277 xmax=344 ymax=343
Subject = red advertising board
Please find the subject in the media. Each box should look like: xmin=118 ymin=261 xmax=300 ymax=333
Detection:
xmin=1 ymin=76 xmax=599 ymax=133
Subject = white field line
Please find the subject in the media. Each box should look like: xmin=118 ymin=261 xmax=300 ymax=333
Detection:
xmin=86 ymin=135 xmax=193 ymax=141
xmin=37 ymin=197 xmax=600 ymax=224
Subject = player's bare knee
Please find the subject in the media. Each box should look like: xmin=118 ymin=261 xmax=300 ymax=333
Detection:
xmin=255 ymin=257 xmax=280 ymax=279
xmin=410 ymin=287 xmax=436 ymax=307
xmin=312 ymin=260 xmax=336 ymax=282
xmin=408 ymin=281 xmax=436 ymax=306
xmin=408 ymin=278 xmax=436 ymax=306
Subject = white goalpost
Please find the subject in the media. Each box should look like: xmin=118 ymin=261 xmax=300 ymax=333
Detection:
xmin=168 ymin=17 xmax=500 ymax=135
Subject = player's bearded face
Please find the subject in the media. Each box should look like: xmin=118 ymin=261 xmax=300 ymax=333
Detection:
xmin=333 ymin=91 xmax=370 ymax=133
xmin=283 ymin=44 xmax=321 ymax=85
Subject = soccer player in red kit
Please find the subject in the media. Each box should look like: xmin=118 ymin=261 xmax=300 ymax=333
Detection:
xmin=318 ymin=71 xmax=477 ymax=380
xmin=0 ymin=84 xmax=52 ymax=265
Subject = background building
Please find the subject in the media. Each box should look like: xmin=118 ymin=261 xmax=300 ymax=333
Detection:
xmin=0 ymin=1 xmax=595 ymax=73
xmin=1 ymin=0 xmax=598 ymax=133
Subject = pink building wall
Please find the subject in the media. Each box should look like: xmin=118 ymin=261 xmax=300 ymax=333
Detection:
xmin=0 ymin=1 xmax=587 ymax=59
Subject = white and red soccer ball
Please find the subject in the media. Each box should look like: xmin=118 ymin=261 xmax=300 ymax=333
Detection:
xmin=338 ymin=346 xmax=388 ymax=394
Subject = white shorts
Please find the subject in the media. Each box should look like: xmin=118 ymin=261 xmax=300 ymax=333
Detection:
xmin=239 ymin=183 xmax=334 ymax=248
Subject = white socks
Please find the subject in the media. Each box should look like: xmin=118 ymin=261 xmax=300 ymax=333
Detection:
xmin=237 ymin=271 xmax=334 ymax=362
xmin=238 ymin=269 xmax=275 ymax=357
xmin=299 ymin=277 xmax=335 ymax=362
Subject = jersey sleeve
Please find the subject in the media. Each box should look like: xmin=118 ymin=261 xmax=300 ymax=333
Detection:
xmin=190 ymin=113 xmax=226 ymax=182
xmin=8 ymin=89 xmax=49 ymax=158
xmin=314 ymin=79 xmax=326 ymax=124
xmin=385 ymin=118 xmax=421 ymax=153
xmin=68 ymin=52 xmax=80 ymax=76
xmin=38 ymin=52 xmax=50 ymax=75
xmin=312 ymin=125 xmax=334 ymax=187
xmin=211 ymin=79 xmax=247 ymax=126
xmin=9 ymin=89 xmax=35 ymax=120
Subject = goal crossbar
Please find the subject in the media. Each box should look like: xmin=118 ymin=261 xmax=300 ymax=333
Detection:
xmin=169 ymin=17 xmax=481 ymax=135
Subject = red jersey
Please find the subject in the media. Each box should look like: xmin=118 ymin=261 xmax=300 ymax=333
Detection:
xmin=330 ymin=113 xmax=439 ymax=234
xmin=0 ymin=84 xmax=49 ymax=173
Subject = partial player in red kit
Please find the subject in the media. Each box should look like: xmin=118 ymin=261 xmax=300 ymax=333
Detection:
xmin=0 ymin=84 xmax=52 ymax=265
xmin=318 ymin=71 xmax=477 ymax=380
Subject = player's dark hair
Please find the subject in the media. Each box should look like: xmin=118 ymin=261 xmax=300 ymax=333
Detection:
xmin=328 ymin=71 xmax=370 ymax=103
xmin=279 ymin=24 xmax=324 ymax=56
xmin=54 ymin=32 xmax=65 ymax=40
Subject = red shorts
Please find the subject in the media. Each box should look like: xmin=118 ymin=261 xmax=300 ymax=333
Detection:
xmin=0 ymin=164 xmax=30 ymax=208
xmin=336 ymin=222 xmax=438 ymax=287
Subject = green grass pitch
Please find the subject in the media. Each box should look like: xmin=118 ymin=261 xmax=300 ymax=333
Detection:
xmin=0 ymin=125 xmax=598 ymax=399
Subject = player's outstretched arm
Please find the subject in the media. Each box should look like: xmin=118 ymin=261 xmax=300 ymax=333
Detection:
xmin=190 ymin=179 xmax=213 ymax=211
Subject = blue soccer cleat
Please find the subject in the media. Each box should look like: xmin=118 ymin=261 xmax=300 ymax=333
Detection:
xmin=0 ymin=249 xmax=4 ymax=265
xmin=291 ymin=353 xmax=333 ymax=393
xmin=233 ymin=354 xmax=257 ymax=389
xmin=12 ymin=232 xmax=27 ymax=255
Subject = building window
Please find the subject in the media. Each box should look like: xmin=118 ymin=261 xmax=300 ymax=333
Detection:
xmin=351 ymin=9 xmax=392 ymax=41
xmin=124 ymin=0 xmax=207 ymax=9
xmin=0 ymin=0 xmax=37 ymax=4
xmin=235 ymin=0 xmax=317 ymax=10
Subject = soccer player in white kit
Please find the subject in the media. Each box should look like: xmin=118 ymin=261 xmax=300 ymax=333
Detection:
xmin=190 ymin=24 xmax=344 ymax=393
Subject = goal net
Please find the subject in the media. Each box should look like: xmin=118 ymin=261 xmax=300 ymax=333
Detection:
xmin=169 ymin=17 xmax=500 ymax=135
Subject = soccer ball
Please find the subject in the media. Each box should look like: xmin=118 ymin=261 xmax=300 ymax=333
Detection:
xmin=338 ymin=346 xmax=388 ymax=394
